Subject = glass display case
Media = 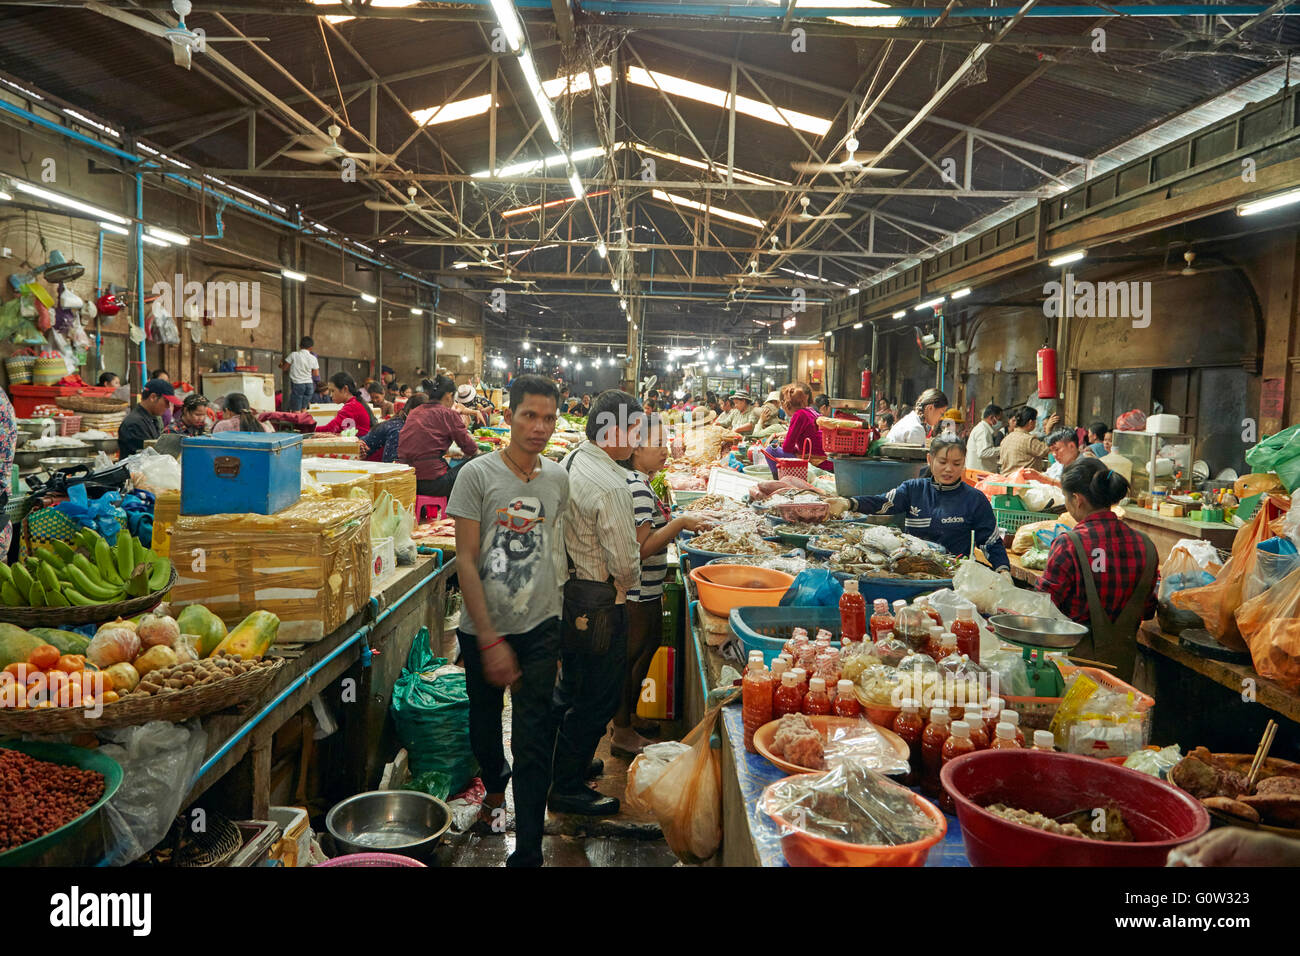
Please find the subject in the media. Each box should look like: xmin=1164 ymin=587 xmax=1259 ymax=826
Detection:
xmin=1111 ymin=431 xmax=1195 ymax=495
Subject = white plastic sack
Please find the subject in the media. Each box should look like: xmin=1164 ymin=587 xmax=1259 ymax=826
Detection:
xmin=122 ymin=447 xmax=182 ymax=492
xmin=1020 ymin=482 xmax=1064 ymax=512
xmin=953 ymin=557 xmax=1005 ymax=615
xmin=624 ymin=741 xmax=692 ymax=814
xmin=925 ymin=588 xmax=1000 ymax=658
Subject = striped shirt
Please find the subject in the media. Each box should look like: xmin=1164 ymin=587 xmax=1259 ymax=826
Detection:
xmin=562 ymin=441 xmax=642 ymax=593
xmin=626 ymin=471 xmax=670 ymax=601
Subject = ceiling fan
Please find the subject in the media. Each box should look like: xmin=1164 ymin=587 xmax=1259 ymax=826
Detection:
xmin=791 ymin=137 xmax=905 ymax=177
xmin=284 ymin=124 xmax=381 ymax=166
xmin=726 ymin=258 xmax=778 ymax=280
xmin=781 ymin=196 xmax=851 ymax=223
xmin=364 ymin=186 xmax=446 ymax=214
xmin=1165 ymin=250 xmax=1235 ymax=276
xmin=86 ymin=1 xmax=268 ymax=71
xmin=451 ymin=250 xmax=504 ymax=270
xmin=495 ymin=267 xmax=537 ymax=288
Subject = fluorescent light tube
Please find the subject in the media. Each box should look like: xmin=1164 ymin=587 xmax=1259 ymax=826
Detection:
xmin=281 ymin=269 xmax=307 ymax=282
xmin=1048 ymin=250 xmax=1085 ymax=267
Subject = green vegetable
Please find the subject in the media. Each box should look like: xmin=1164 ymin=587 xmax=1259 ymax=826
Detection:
xmin=650 ymin=469 xmax=668 ymax=502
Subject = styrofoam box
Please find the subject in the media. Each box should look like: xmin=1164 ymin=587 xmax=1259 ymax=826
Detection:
xmin=269 ymin=806 xmax=310 ymax=868
xmin=372 ymin=535 xmax=396 ymax=583
xmin=1146 ymin=414 xmax=1181 ymax=434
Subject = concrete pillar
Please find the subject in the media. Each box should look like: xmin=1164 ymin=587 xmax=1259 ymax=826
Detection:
xmin=1261 ymin=233 xmax=1298 ymax=436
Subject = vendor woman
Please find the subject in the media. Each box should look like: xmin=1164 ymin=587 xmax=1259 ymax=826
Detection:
xmin=826 ymin=434 xmax=1009 ymax=572
xmin=1035 ymin=458 xmax=1157 ymax=682
xmin=886 ymin=388 xmax=948 ymax=445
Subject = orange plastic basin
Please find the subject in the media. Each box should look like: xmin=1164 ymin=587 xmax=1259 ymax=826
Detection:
xmin=688 ymin=564 xmax=794 ymax=618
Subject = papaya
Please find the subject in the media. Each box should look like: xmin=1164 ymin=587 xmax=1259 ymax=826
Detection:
xmin=176 ymin=604 xmax=228 ymax=658
xmin=0 ymin=624 xmax=44 ymax=669
xmin=29 ymin=628 xmax=91 ymax=656
xmin=211 ymin=610 xmax=279 ymax=660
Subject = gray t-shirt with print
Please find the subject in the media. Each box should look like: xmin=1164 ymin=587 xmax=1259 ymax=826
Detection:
xmin=446 ymin=451 xmax=570 ymax=636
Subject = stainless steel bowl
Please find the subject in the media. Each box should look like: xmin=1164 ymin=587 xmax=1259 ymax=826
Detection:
xmin=325 ymin=790 xmax=451 ymax=862
xmin=15 ymin=419 xmax=50 ymax=443
xmin=37 ymin=456 xmax=96 ymax=472
xmin=77 ymin=436 xmax=118 ymax=456
xmin=988 ymin=613 xmax=1089 ymax=649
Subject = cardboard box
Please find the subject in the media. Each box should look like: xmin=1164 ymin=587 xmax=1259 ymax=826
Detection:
xmin=168 ymin=497 xmax=371 ymax=643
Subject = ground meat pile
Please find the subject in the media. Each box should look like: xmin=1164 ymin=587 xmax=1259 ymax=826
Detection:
xmin=770 ymin=714 xmax=825 ymax=770
xmin=0 ymin=749 xmax=106 ymax=852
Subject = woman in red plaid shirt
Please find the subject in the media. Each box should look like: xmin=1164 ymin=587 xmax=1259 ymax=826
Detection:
xmin=1036 ymin=458 xmax=1158 ymax=681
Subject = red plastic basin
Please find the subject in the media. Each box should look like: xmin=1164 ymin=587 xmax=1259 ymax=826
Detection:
xmin=941 ymin=749 xmax=1209 ymax=867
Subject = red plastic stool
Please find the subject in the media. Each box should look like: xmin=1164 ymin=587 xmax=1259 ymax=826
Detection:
xmin=416 ymin=495 xmax=448 ymax=522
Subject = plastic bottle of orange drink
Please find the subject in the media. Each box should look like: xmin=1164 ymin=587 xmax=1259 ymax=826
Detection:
xmin=952 ymin=606 xmax=980 ymax=664
xmin=893 ymin=698 xmax=925 ymax=785
xmin=963 ymin=708 xmax=991 ymax=750
xmin=999 ymin=709 xmax=1026 ymax=747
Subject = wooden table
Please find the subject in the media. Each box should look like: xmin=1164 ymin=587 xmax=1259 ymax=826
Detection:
xmin=1118 ymin=506 xmax=1237 ymax=562
xmin=1135 ymin=621 xmax=1299 ymax=759
xmin=1007 ymin=552 xmax=1044 ymax=586
xmin=183 ymin=554 xmax=455 ymax=821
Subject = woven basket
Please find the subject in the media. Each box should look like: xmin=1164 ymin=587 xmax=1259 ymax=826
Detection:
xmin=5 ymin=354 xmax=35 ymax=385
xmin=56 ymin=395 xmax=128 ymax=414
xmin=33 ymin=354 xmax=66 ymax=386
xmin=0 ymin=567 xmax=177 ymax=628
xmin=0 ymin=657 xmax=284 ymax=735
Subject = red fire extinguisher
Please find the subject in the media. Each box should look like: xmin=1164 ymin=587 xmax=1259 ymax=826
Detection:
xmin=1036 ymin=346 xmax=1057 ymax=399
xmin=860 ymin=368 xmax=872 ymax=400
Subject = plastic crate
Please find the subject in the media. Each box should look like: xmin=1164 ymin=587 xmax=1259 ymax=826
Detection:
xmin=1003 ymin=662 xmax=1154 ymax=738
xmin=671 ymin=489 xmax=707 ymax=508
xmin=54 ymin=414 xmax=81 ymax=437
xmin=729 ymin=605 xmax=843 ymax=664
xmin=819 ymin=424 xmax=873 ymax=456
xmin=994 ymin=507 xmax=1052 ymax=532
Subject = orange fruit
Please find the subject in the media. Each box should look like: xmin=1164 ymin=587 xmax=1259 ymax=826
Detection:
xmin=3 ymin=662 xmax=31 ymax=681
xmin=27 ymin=644 xmax=60 ymax=671
xmin=101 ymin=690 xmax=119 ymax=705
xmin=54 ymin=654 xmax=86 ymax=673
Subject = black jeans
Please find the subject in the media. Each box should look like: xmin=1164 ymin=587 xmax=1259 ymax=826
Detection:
xmin=416 ymin=469 xmax=459 ymax=498
xmin=551 ymin=602 xmax=628 ymax=793
xmin=458 ymin=617 xmax=561 ymax=868
xmin=614 ymin=596 xmax=662 ymax=728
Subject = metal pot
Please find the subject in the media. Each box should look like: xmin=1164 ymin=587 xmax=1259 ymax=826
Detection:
xmin=77 ymin=436 xmax=118 ymax=456
xmin=37 ymin=456 xmax=96 ymax=473
xmin=14 ymin=418 xmax=51 ymax=443
xmin=325 ymin=790 xmax=451 ymax=863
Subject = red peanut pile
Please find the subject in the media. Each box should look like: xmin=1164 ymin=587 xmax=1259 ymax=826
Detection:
xmin=0 ymin=749 xmax=105 ymax=852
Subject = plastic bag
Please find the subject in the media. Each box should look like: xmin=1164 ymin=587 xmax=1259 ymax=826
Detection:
xmin=1172 ymin=501 xmax=1280 ymax=650
xmin=1245 ymin=423 xmax=1300 ymax=492
xmin=1115 ymin=409 xmax=1147 ymax=432
xmin=779 ymin=567 xmax=844 ymax=608
xmin=1020 ymin=548 xmax=1050 ymax=571
xmin=980 ymin=647 xmax=1032 ymax=698
xmin=1122 ymin=744 xmax=1182 ymax=780
xmin=55 ymin=486 xmax=127 ymax=543
xmin=1012 ymin=517 xmax=1073 ymax=554
xmin=624 ymin=741 xmax=692 ymax=814
xmin=122 ymin=447 xmax=182 ymax=493
xmin=98 ymin=719 xmax=208 ymax=866
xmin=1048 ymin=671 xmax=1149 ymax=751
xmin=761 ymin=762 xmax=942 ymax=848
xmin=632 ymin=704 xmax=723 ymax=863
xmin=1234 ymin=563 xmax=1300 ymax=692
xmin=1243 ymin=536 xmax=1299 ymax=603
xmin=390 ymin=627 xmax=476 ymax=794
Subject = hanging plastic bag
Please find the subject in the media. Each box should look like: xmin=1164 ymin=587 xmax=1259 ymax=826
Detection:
xmin=1245 ymin=423 xmax=1300 ymax=493
xmin=390 ymin=628 xmax=476 ymax=797
xmin=778 ymin=567 xmax=843 ymax=608
xmin=1172 ymin=500 xmax=1283 ymax=651
xmin=1115 ymin=409 xmax=1147 ymax=432
xmin=1234 ymin=564 xmax=1300 ymax=692
xmin=629 ymin=703 xmax=724 ymax=863
xmin=624 ymin=741 xmax=693 ymax=814
xmin=1243 ymin=536 xmax=1300 ymax=603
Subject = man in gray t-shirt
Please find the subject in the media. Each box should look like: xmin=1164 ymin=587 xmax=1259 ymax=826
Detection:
xmin=446 ymin=375 xmax=568 ymax=868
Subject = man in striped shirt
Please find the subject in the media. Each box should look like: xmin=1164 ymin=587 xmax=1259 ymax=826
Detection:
xmin=550 ymin=390 xmax=645 ymax=816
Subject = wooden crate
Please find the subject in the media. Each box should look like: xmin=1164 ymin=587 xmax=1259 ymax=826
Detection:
xmin=168 ymin=498 xmax=372 ymax=643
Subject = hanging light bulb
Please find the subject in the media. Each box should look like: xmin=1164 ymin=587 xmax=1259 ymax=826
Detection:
xmin=436 ymin=338 xmax=445 ymax=349
xmin=522 ymin=338 xmax=530 ymax=351
xmin=569 ymin=344 xmax=577 ymax=354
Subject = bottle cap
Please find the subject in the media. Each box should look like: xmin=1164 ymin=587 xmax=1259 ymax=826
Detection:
xmin=1000 ymin=709 xmax=1020 ymax=726
xmin=951 ymin=720 xmax=971 ymax=737
xmin=929 ymin=625 xmax=944 ymax=638
xmin=957 ymin=606 xmax=975 ymax=620
xmin=749 ymin=650 xmax=764 ymax=660
xmin=996 ymin=721 xmax=1017 ymax=739
xmin=874 ymin=598 xmax=889 ymax=612
xmin=986 ymin=696 xmax=1005 ymax=714
xmin=836 ymin=679 xmax=854 ymax=695
xmin=901 ymin=697 xmax=920 ymax=710
xmin=782 ymin=671 xmax=798 ymax=686
xmin=791 ymin=667 xmax=807 ymax=681
xmin=940 ymin=633 xmax=958 ymax=648
xmin=892 ymin=599 xmax=906 ymax=612
xmin=844 ymin=579 xmax=859 ymax=593
xmin=809 ymin=677 xmax=826 ymax=693
xmin=879 ymin=631 xmax=895 ymax=641
xmin=771 ymin=658 xmax=789 ymax=676
xmin=964 ymin=708 xmax=983 ymax=721
xmin=1033 ymin=730 xmax=1055 ymax=749
xmin=932 ymin=698 xmax=950 ymax=710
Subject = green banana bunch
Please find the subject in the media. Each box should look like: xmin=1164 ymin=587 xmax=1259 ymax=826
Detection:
xmin=0 ymin=529 xmax=174 ymax=609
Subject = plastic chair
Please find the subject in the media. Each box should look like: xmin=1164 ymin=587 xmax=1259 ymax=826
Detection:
xmin=416 ymin=495 xmax=448 ymax=522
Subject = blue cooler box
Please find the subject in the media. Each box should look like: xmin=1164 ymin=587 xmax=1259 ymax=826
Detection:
xmin=180 ymin=433 xmax=304 ymax=516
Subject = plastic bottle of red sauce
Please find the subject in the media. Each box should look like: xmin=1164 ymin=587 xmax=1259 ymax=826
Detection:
xmin=893 ymin=697 xmax=925 ymax=785
xmin=803 ymin=676 xmax=833 ymax=716
xmin=926 ymin=625 xmax=946 ymax=662
xmin=870 ymin=598 xmax=895 ymax=643
xmin=790 ymin=667 xmax=808 ymax=693
xmin=832 ymin=679 xmax=861 ymax=719
xmin=952 ymin=606 xmax=980 ymax=664
xmin=939 ymin=721 xmax=978 ymax=812
xmin=770 ymin=657 xmax=790 ymax=709
xmin=983 ymin=696 xmax=1006 ymax=743
xmin=916 ymin=596 xmax=943 ymax=628
xmin=963 ymin=708 xmax=991 ymax=750
xmin=934 ymin=633 xmax=961 ymax=668
xmin=796 ymin=642 xmax=819 ymax=675
xmin=839 ymin=579 xmax=867 ymax=643
xmin=999 ymin=709 xmax=1026 ymax=747
xmin=742 ymin=650 xmax=764 ymax=677
xmin=742 ymin=663 xmax=774 ymax=753
xmin=1032 ymin=730 xmax=1056 ymax=752
xmin=991 ymin=721 xmax=1022 ymax=750
xmin=920 ymin=701 xmax=952 ymax=797
xmin=773 ymin=670 xmax=803 ymax=718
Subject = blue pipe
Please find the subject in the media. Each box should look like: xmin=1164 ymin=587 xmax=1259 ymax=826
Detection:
xmin=193 ymin=199 xmax=226 ymax=241
xmin=0 ymin=98 xmax=138 ymax=163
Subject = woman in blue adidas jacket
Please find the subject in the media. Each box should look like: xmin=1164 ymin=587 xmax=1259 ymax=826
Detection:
xmin=826 ymin=433 xmax=1011 ymax=572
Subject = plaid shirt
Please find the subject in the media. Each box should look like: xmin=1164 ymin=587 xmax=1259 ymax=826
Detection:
xmin=1036 ymin=510 xmax=1158 ymax=625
